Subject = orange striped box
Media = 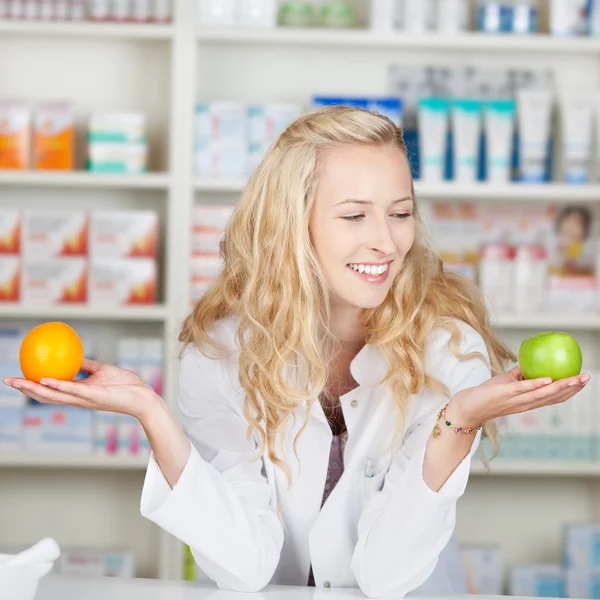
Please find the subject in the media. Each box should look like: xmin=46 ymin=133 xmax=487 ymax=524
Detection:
xmin=0 ymin=257 xmax=20 ymax=302
xmin=0 ymin=102 xmax=30 ymax=170
xmin=0 ymin=210 xmax=21 ymax=255
xmin=23 ymin=210 xmax=88 ymax=259
xmin=90 ymin=259 xmax=156 ymax=306
xmin=34 ymin=102 xmax=75 ymax=171
xmin=22 ymin=258 xmax=87 ymax=305
xmin=90 ymin=210 xmax=158 ymax=259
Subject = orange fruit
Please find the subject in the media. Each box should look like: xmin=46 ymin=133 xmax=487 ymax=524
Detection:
xmin=19 ymin=322 xmax=84 ymax=383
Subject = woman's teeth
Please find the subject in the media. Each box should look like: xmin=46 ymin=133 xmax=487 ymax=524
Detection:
xmin=348 ymin=263 xmax=389 ymax=275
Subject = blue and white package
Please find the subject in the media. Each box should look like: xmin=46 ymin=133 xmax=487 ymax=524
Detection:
xmin=0 ymin=394 xmax=25 ymax=450
xmin=23 ymin=405 xmax=93 ymax=453
xmin=566 ymin=569 xmax=600 ymax=599
xmin=509 ymin=565 xmax=566 ymax=598
xmin=563 ymin=524 xmax=600 ymax=569
xmin=312 ymin=96 xmax=403 ymax=127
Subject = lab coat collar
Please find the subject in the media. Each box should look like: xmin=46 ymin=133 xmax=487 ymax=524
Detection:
xmin=284 ymin=342 xmax=390 ymax=396
xmin=349 ymin=342 xmax=390 ymax=388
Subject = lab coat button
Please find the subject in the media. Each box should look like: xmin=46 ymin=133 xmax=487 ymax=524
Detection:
xmin=323 ymin=581 xmax=332 ymax=588
xmin=350 ymin=399 xmax=359 ymax=408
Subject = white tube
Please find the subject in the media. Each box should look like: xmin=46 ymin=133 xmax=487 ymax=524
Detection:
xmin=451 ymin=99 xmax=481 ymax=183
xmin=418 ymin=98 xmax=449 ymax=182
xmin=403 ymin=0 xmax=435 ymax=32
xmin=484 ymin=99 xmax=516 ymax=183
xmin=517 ymin=90 xmax=553 ymax=183
xmin=369 ymin=0 xmax=398 ymax=31
xmin=560 ymin=94 xmax=593 ymax=184
xmin=436 ymin=0 xmax=468 ymax=34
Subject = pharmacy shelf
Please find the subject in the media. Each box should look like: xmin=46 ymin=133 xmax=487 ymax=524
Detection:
xmin=471 ymin=461 xmax=600 ymax=477
xmin=491 ymin=313 xmax=600 ymax=330
xmin=0 ymin=20 xmax=174 ymax=40
xmin=0 ymin=453 xmax=149 ymax=470
xmin=195 ymin=178 xmax=246 ymax=193
xmin=416 ymin=182 xmax=600 ymax=202
xmin=0 ymin=305 xmax=169 ymax=322
xmin=195 ymin=178 xmax=600 ymax=202
xmin=0 ymin=171 xmax=171 ymax=190
xmin=196 ymin=27 xmax=600 ymax=55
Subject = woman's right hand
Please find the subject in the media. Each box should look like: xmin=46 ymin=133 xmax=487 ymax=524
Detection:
xmin=3 ymin=358 xmax=160 ymax=422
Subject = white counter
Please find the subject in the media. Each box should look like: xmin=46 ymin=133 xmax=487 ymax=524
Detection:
xmin=36 ymin=575 xmax=543 ymax=600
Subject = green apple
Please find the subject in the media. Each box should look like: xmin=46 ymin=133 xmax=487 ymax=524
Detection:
xmin=518 ymin=332 xmax=582 ymax=382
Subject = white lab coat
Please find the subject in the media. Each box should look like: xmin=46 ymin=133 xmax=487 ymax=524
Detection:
xmin=140 ymin=316 xmax=491 ymax=598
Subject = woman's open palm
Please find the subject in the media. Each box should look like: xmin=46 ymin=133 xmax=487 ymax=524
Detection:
xmin=3 ymin=358 xmax=158 ymax=421
xmin=450 ymin=365 xmax=590 ymax=427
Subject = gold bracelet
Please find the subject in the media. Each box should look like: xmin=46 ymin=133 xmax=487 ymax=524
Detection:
xmin=432 ymin=403 xmax=482 ymax=439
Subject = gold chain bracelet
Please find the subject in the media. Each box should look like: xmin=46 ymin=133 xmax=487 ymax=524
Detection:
xmin=432 ymin=403 xmax=482 ymax=439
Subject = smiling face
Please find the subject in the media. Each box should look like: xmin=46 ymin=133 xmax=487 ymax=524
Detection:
xmin=309 ymin=142 xmax=415 ymax=311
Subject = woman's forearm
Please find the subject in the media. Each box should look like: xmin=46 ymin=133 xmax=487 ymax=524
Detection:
xmin=140 ymin=396 xmax=192 ymax=488
xmin=421 ymin=402 xmax=477 ymax=492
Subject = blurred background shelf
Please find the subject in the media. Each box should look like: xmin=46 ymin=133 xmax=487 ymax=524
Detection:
xmin=0 ymin=20 xmax=174 ymax=39
xmin=470 ymin=461 xmax=600 ymax=477
xmin=196 ymin=28 xmax=600 ymax=54
xmin=0 ymin=305 xmax=169 ymax=322
xmin=491 ymin=313 xmax=600 ymax=330
xmin=0 ymin=171 xmax=171 ymax=190
xmin=195 ymin=178 xmax=600 ymax=202
xmin=0 ymin=453 xmax=149 ymax=470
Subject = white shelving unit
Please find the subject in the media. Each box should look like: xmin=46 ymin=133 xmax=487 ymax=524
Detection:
xmin=196 ymin=27 xmax=600 ymax=54
xmin=0 ymin=20 xmax=174 ymax=39
xmin=196 ymin=178 xmax=600 ymax=202
xmin=0 ymin=171 xmax=171 ymax=189
xmin=0 ymin=453 xmax=148 ymax=470
xmin=3 ymin=0 xmax=600 ymax=587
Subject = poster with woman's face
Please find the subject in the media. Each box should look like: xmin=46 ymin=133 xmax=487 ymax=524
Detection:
xmin=549 ymin=206 xmax=596 ymax=277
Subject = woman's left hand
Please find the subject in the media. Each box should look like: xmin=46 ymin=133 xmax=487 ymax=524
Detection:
xmin=447 ymin=365 xmax=590 ymax=428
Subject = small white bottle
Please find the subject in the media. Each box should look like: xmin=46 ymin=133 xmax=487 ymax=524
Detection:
xmin=153 ymin=0 xmax=171 ymax=22
xmin=369 ymin=0 xmax=399 ymax=32
xmin=112 ymin=0 xmax=131 ymax=21
xmin=38 ymin=0 xmax=53 ymax=18
xmin=54 ymin=0 xmax=69 ymax=19
xmin=69 ymin=0 xmax=85 ymax=19
xmin=513 ymin=245 xmax=547 ymax=313
xmin=236 ymin=0 xmax=277 ymax=27
xmin=478 ymin=243 xmax=516 ymax=314
xmin=403 ymin=0 xmax=436 ymax=33
xmin=23 ymin=0 xmax=39 ymax=19
xmin=197 ymin=0 xmax=235 ymax=26
xmin=512 ymin=0 xmax=538 ymax=34
xmin=132 ymin=0 xmax=150 ymax=21
xmin=437 ymin=0 xmax=469 ymax=34
xmin=91 ymin=0 xmax=110 ymax=20
xmin=8 ymin=0 xmax=24 ymax=19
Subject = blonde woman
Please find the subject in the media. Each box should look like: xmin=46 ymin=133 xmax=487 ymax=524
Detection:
xmin=5 ymin=106 xmax=589 ymax=598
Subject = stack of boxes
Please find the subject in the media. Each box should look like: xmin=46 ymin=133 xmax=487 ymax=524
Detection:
xmin=0 ymin=101 xmax=74 ymax=171
xmin=194 ymin=102 xmax=302 ymax=179
xmin=496 ymin=373 xmax=598 ymax=461
xmin=461 ymin=544 xmax=503 ymax=595
xmin=0 ymin=208 xmax=158 ymax=307
xmin=0 ymin=329 xmax=161 ymax=456
xmin=508 ymin=523 xmax=600 ymax=598
xmin=0 ymin=102 xmax=149 ymax=173
xmin=87 ymin=112 xmax=148 ymax=174
xmin=190 ymin=204 xmax=233 ymax=305
xmin=193 ymin=97 xmax=403 ymax=180
xmin=54 ymin=547 xmax=134 ymax=578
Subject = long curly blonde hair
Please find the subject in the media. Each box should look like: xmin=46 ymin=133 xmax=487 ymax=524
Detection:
xmin=180 ymin=105 xmax=515 ymax=482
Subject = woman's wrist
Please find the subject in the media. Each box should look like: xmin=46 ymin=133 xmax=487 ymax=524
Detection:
xmin=445 ymin=395 xmax=483 ymax=431
xmin=136 ymin=391 xmax=167 ymax=427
